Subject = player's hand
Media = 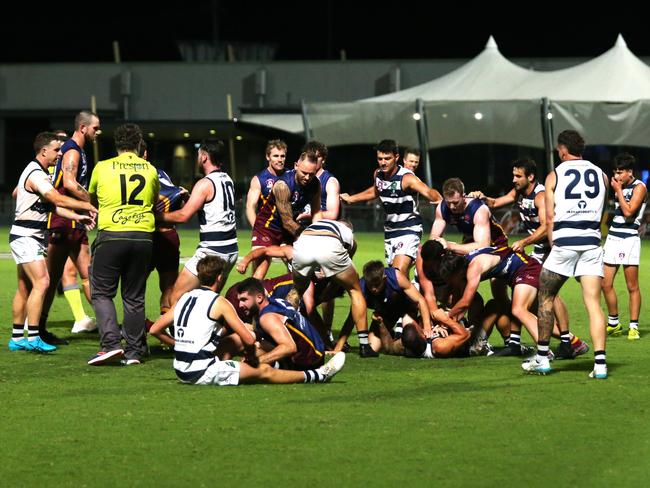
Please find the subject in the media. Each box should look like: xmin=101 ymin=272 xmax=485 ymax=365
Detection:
xmin=511 ymin=239 xmax=526 ymax=253
xmin=468 ymin=190 xmax=485 ymax=200
xmin=339 ymin=193 xmax=351 ymax=204
xmin=433 ymin=237 xmax=448 ymax=250
xmin=433 ymin=325 xmax=449 ymax=338
xmin=236 ymin=259 xmax=249 ymax=274
xmin=423 ymin=326 xmax=434 ymax=339
xmin=611 ymin=177 xmax=622 ymax=193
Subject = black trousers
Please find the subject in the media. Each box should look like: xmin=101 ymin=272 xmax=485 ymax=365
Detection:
xmin=90 ymin=231 xmax=152 ymax=360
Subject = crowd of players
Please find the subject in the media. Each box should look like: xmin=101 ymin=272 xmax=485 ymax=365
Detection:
xmin=9 ymin=110 xmax=647 ymax=385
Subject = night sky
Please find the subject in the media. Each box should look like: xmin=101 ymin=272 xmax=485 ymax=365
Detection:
xmin=1 ymin=2 xmax=647 ymax=63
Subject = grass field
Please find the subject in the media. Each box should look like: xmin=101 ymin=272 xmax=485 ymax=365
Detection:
xmin=2 ymin=228 xmax=650 ymax=487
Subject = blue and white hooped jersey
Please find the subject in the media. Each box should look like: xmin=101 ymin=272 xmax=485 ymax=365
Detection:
xmin=173 ymin=287 xmax=224 ymax=383
xmin=609 ymin=179 xmax=646 ymax=239
xmin=375 ymin=166 xmax=422 ymax=239
xmin=552 ymin=160 xmax=606 ymax=251
xmin=303 ymin=219 xmax=354 ymax=249
xmin=517 ymin=182 xmax=550 ymax=260
xmin=198 ymin=170 xmax=238 ymax=255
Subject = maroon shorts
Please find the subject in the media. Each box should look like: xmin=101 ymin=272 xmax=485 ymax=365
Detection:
xmin=49 ymin=227 xmax=88 ymax=247
xmin=511 ymin=259 xmax=542 ymax=288
xmin=150 ymin=229 xmax=180 ymax=273
xmin=251 ymin=225 xmax=290 ymax=247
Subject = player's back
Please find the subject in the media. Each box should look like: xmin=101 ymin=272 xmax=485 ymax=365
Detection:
xmin=553 ymin=160 xmax=606 ymax=250
xmin=198 ymin=171 xmax=237 ymax=255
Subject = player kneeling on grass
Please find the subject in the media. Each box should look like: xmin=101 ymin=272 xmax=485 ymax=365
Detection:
xmin=149 ymin=255 xmax=345 ymax=386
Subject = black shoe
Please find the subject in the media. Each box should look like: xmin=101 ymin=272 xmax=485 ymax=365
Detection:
xmin=554 ymin=341 xmax=576 ymax=360
xmin=40 ymin=330 xmax=69 ymax=345
xmin=492 ymin=342 xmax=524 ymax=357
xmin=341 ymin=342 xmax=351 ymax=353
xmin=359 ymin=344 xmax=379 ymax=358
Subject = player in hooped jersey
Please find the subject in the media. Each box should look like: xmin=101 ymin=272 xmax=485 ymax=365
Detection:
xmin=522 ymin=130 xmax=609 ymax=378
xmin=340 ymin=139 xmax=441 ymax=277
xmin=158 ymin=140 xmax=238 ymax=303
xmin=602 ymin=153 xmax=647 ymax=340
xmin=149 ymin=256 xmax=345 ymax=386
xmin=246 ymin=139 xmax=287 ymax=278
xmin=469 ymin=159 xmax=585 ymax=359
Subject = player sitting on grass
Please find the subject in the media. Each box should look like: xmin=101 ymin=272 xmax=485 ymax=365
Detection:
xmin=149 ymin=255 xmax=344 ymax=386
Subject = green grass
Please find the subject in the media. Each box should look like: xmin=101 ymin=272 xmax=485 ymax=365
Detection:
xmin=2 ymin=228 xmax=650 ymax=487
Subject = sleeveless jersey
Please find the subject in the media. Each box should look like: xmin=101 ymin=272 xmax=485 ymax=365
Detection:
xmin=173 ymin=287 xmax=225 ymax=383
xmin=255 ymin=167 xmax=281 ymax=211
xmin=197 ymin=170 xmax=238 ymax=255
xmin=517 ymin=182 xmax=550 ymax=260
xmin=440 ymin=198 xmax=508 ymax=247
xmin=257 ymin=297 xmax=325 ymax=363
xmin=609 ymin=178 xmax=647 ymax=239
xmin=88 ymin=152 xmax=159 ymax=232
xmin=49 ymin=138 xmax=89 ymax=230
xmin=552 ymin=160 xmax=606 ymax=250
xmin=375 ymin=166 xmax=422 ymax=239
xmin=10 ymin=160 xmax=55 ymax=240
xmin=254 ymin=169 xmax=319 ymax=235
xmin=318 ymin=169 xmax=335 ymax=212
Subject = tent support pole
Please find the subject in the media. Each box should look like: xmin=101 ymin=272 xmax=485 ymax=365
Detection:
xmin=541 ymin=97 xmax=554 ymax=174
xmin=300 ymin=98 xmax=313 ymax=140
xmin=416 ymin=98 xmax=433 ymax=188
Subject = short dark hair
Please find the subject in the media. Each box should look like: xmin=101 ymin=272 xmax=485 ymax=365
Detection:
xmin=303 ymin=140 xmax=328 ymax=161
xmin=512 ymin=158 xmax=537 ymax=178
xmin=138 ymin=139 xmax=148 ymax=159
xmin=199 ymin=139 xmax=226 ymax=168
xmin=33 ymin=132 xmax=59 ymax=153
xmin=114 ymin=123 xmax=143 ymax=153
xmin=402 ymin=324 xmax=427 ymax=357
xmin=374 ymin=139 xmax=399 ymax=155
xmin=557 ymin=130 xmax=585 ymax=157
xmin=613 ymin=152 xmax=636 ymax=171
xmin=438 ymin=254 xmax=468 ymax=281
xmin=237 ymin=277 xmax=266 ymax=296
xmin=74 ymin=110 xmax=98 ymax=131
xmin=442 ymin=178 xmax=465 ymax=197
xmin=420 ymin=240 xmax=445 ymax=263
xmin=197 ymin=256 xmax=226 ymax=286
xmin=362 ymin=260 xmax=385 ymax=287
xmin=403 ymin=147 xmax=420 ymax=158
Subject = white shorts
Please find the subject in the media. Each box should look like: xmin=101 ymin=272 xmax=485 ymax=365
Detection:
xmin=603 ymin=234 xmax=640 ymax=266
xmin=385 ymin=233 xmax=421 ymax=266
xmin=195 ymin=359 xmax=241 ymax=386
xmin=543 ymin=246 xmax=604 ymax=278
xmin=292 ymin=234 xmax=352 ymax=278
xmin=184 ymin=247 xmax=237 ymax=277
xmin=10 ymin=235 xmax=47 ymax=264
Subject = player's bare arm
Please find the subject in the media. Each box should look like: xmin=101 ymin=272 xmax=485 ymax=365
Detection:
xmin=468 ymin=188 xmax=516 ymax=209
xmin=257 ymin=314 xmax=298 ymax=364
xmin=273 ymin=181 xmax=302 ymax=237
xmin=61 ymin=150 xmax=91 ymax=202
xmin=340 ymin=170 xmax=380 ymax=204
xmin=403 ymin=173 xmax=442 ymax=203
xmin=237 ymin=246 xmax=293 ymax=274
xmin=446 ymin=206 xmax=491 ymax=255
xmin=429 ymin=204 xmax=447 ymax=239
xmin=158 ymin=178 xmax=212 ymax=224
xmin=245 ymin=175 xmax=261 ymax=227
xmin=544 ymin=171 xmax=556 ymax=246
xmin=613 ymin=178 xmax=646 ymax=217
xmin=511 ymin=191 xmax=546 ymax=253
xmin=396 ymin=270 xmax=432 ymax=336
